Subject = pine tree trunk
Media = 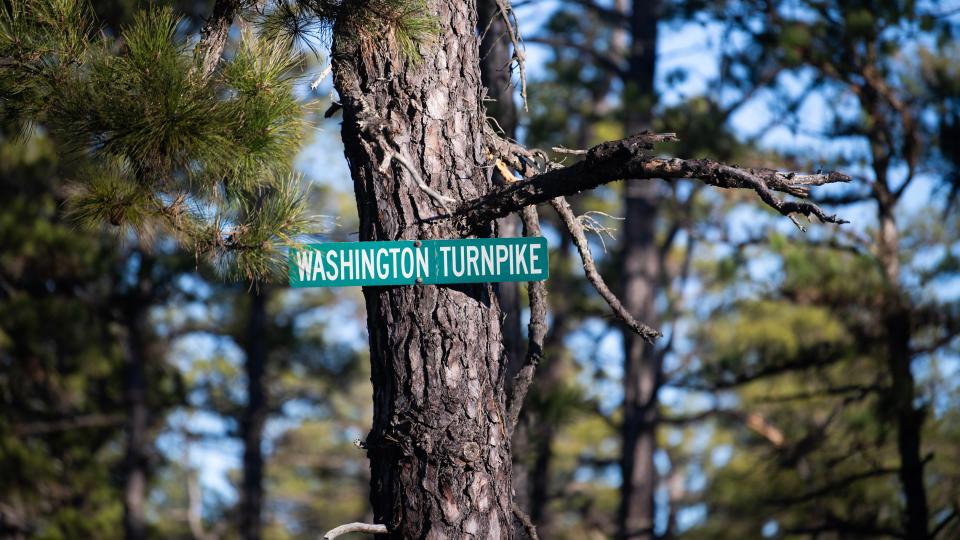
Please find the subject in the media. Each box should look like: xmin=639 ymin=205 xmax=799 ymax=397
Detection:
xmin=619 ymin=1 xmax=660 ymax=539
xmin=122 ymin=255 xmax=152 ymax=540
xmin=878 ymin=203 xmax=929 ymax=540
xmin=618 ymin=185 xmax=659 ymax=540
xmin=525 ymin=237 xmax=575 ymax=537
xmin=332 ymin=2 xmax=513 ymax=537
xmin=240 ymin=287 xmax=268 ymax=540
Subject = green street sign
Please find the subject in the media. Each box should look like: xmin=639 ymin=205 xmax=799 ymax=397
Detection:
xmin=289 ymin=237 xmax=549 ymax=288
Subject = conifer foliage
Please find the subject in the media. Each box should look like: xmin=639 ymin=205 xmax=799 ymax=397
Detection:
xmin=1 ymin=0 xmax=438 ymax=279
xmin=1 ymin=0 xmax=310 ymax=280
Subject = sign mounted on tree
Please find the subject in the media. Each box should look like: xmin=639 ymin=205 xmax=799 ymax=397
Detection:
xmin=289 ymin=237 xmax=549 ymax=288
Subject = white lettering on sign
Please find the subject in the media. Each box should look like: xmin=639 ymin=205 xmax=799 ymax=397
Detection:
xmin=291 ymin=238 xmax=548 ymax=287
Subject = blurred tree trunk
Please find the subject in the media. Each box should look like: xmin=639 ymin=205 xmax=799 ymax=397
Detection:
xmin=240 ymin=287 xmax=268 ymax=540
xmin=332 ymin=1 xmax=513 ymax=537
xmin=877 ymin=195 xmax=928 ymax=539
xmin=122 ymin=254 xmax=153 ymax=540
xmin=528 ymin=235 xmax=581 ymax=536
xmin=619 ymin=1 xmax=660 ymax=539
xmin=477 ymin=0 xmax=528 ymax=526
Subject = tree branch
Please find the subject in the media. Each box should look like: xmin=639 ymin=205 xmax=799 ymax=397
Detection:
xmin=512 ymin=502 xmax=540 ymax=540
xmin=196 ymin=0 xmax=242 ymax=77
xmin=526 ymin=35 xmax=626 ymax=78
xmin=13 ymin=413 xmax=126 ymax=436
xmin=506 ymin=205 xmax=548 ymax=434
xmin=322 ymin=523 xmax=388 ymax=539
xmin=770 ymin=466 xmax=900 ymax=506
xmin=455 ymin=132 xmax=850 ymax=232
xmin=551 ymin=197 xmax=661 ymax=342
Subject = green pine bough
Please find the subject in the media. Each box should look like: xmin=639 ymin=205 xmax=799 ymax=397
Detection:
xmin=0 ymin=0 xmax=438 ymax=282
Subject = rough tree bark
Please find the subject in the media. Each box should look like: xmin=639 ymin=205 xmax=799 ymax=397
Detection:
xmin=332 ymin=1 xmax=514 ymax=537
xmin=619 ymin=1 xmax=661 ymax=538
xmin=240 ymin=287 xmax=268 ymax=540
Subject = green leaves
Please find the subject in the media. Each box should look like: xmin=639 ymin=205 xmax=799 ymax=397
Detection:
xmin=54 ymin=8 xmax=232 ymax=178
xmin=63 ymin=158 xmax=156 ymax=235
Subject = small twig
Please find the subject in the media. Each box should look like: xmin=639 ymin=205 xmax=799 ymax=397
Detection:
xmin=552 ymin=145 xmax=587 ymax=155
xmin=389 ymin=150 xmax=455 ymax=212
xmin=322 ymin=522 xmax=388 ymax=539
xmin=552 ymin=197 xmax=661 ymax=342
xmin=352 ymin=96 xmax=454 ymax=213
xmin=310 ymin=63 xmax=332 ymax=91
xmin=494 ymin=0 xmax=528 ymax=110
xmin=512 ymin=503 xmax=540 ymax=540
xmin=577 ymin=210 xmax=622 ymax=252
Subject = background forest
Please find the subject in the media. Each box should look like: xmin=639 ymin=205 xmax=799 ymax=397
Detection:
xmin=1 ymin=0 xmax=958 ymax=539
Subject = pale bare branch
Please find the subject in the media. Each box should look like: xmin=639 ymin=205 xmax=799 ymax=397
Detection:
xmin=322 ymin=522 xmax=388 ymax=539
xmin=552 ymin=197 xmax=661 ymax=342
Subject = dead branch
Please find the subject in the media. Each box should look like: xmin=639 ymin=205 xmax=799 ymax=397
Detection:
xmin=342 ymin=75 xmax=455 ymax=213
xmin=506 ymin=205 xmax=548 ymax=434
xmin=552 ymin=197 xmax=661 ymax=342
xmin=455 ymin=131 xmax=850 ymax=233
xmin=322 ymin=522 xmax=388 ymax=539
xmin=494 ymin=0 xmax=528 ymax=110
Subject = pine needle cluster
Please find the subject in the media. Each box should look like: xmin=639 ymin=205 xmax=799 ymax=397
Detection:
xmin=261 ymin=0 xmax=438 ymax=61
xmin=1 ymin=1 xmax=310 ymax=281
xmin=0 ymin=0 xmax=438 ymax=281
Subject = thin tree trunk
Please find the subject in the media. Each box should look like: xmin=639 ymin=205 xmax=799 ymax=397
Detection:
xmin=618 ymin=1 xmax=660 ymax=539
xmin=332 ymin=2 xmax=513 ymax=537
xmin=240 ymin=286 xmax=268 ymax=540
xmin=878 ymin=202 xmax=929 ymax=540
xmin=123 ymin=254 xmax=152 ymax=540
xmin=477 ymin=0 xmax=528 ymax=526
xmin=519 ymin=236 xmax=574 ymax=537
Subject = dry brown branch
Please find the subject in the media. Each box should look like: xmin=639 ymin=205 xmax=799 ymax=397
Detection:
xmin=457 ymin=131 xmax=850 ymax=233
xmin=551 ymin=197 xmax=661 ymax=342
xmin=506 ymin=205 xmax=548 ymax=433
xmin=494 ymin=0 xmax=528 ymax=110
xmin=345 ymin=79 xmax=455 ymax=213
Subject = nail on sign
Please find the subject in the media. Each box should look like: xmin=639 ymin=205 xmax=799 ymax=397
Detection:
xmin=289 ymin=237 xmax=549 ymax=288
